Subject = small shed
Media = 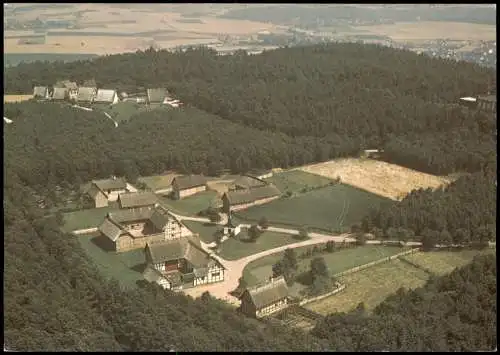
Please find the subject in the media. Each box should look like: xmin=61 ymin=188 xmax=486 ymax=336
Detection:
xmin=33 ymin=86 xmax=49 ymax=99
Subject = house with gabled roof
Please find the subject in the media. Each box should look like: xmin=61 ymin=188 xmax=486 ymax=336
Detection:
xmin=77 ymin=86 xmax=97 ymax=103
xmin=87 ymin=177 xmax=128 ymax=207
xmin=51 ymin=87 xmax=68 ymax=101
xmin=143 ymin=237 xmax=225 ymax=290
xmin=117 ymin=191 xmax=158 ymax=210
xmin=171 ymin=175 xmax=208 ymax=200
xmin=33 ymin=86 xmax=49 ymax=99
xmin=55 ymin=80 xmax=78 ymax=100
xmin=147 ymin=88 xmax=169 ymax=104
xmin=222 ymin=184 xmax=281 ymax=213
xmin=239 ymin=276 xmax=289 ymax=318
xmin=98 ymin=205 xmax=192 ymax=252
xmin=95 ymin=89 xmax=119 ymax=104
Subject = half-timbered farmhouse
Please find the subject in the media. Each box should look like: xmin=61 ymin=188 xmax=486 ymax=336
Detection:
xmin=143 ymin=237 xmax=225 ymax=290
xmin=87 ymin=177 xmax=128 ymax=208
xmin=222 ymin=184 xmax=281 ymax=213
xmin=239 ymin=276 xmax=289 ymax=318
xmin=172 ymin=175 xmax=207 ymax=200
xmin=98 ymin=205 xmax=192 ymax=252
xmin=33 ymin=86 xmax=49 ymax=99
xmin=117 ymin=191 xmax=158 ymax=210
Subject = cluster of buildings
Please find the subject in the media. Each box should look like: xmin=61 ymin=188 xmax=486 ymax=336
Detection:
xmin=32 ymin=80 xmax=183 ymax=107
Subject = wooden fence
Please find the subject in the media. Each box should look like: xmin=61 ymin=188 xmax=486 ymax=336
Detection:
xmin=299 ymin=284 xmax=346 ymax=306
xmin=333 ymin=248 xmax=420 ymax=278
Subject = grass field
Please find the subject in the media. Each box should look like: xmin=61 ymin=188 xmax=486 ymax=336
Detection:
xmin=219 ymin=231 xmax=301 ymax=261
xmin=62 ymin=206 xmax=116 ymax=232
xmin=138 ymin=173 xmax=179 ymax=192
xmin=238 ymin=184 xmax=392 ymax=232
xmin=304 ymin=259 xmax=430 ymax=315
xmin=298 ymin=158 xmax=454 ymax=201
xmin=93 ymin=102 xmax=150 ymax=123
xmin=402 ymin=249 xmax=496 ymax=276
xmin=77 ymin=232 xmax=145 ymax=289
xmin=158 ymin=190 xmax=218 ymax=216
xmin=181 ymin=220 xmax=220 ymax=243
xmin=243 ymin=245 xmax=408 ymax=287
xmin=264 ymin=170 xmax=333 ymax=194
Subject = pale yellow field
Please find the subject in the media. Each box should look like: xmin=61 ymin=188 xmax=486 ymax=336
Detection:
xmin=359 ymin=21 xmax=496 ymax=41
xmin=4 ymin=95 xmax=33 ymax=103
xmin=305 ymin=259 xmax=429 ymax=315
xmin=402 ymin=249 xmax=495 ymax=276
xmin=297 ymin=158 xmax=454 ymax=201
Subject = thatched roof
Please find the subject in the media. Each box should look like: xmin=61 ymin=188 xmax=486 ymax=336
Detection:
xmin=77 ymin=87 xmax=97 ymax=102
xmin=244 ymin=276 xmax=289 ymax=309
xmin=118 ymin=191 xmax=158 ymax=209
xmin=224 ymin=185 xmax=280 ymax=205
xmin=33 ymin=86 xmax=48 ymax=98
xmin=92 ymin=178 xmax=127 ymax=192
xmin=145 ymin=238 xmax=214 ymax=269
xmin=173 ymin=175 xmax=207 ymax=190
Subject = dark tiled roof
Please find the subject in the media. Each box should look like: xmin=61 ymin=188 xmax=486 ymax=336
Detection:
xmin=108 ymin=207 xmax=153 ymax=223
xmin=145 ymin=238 xmax=211 ymax=268
xmin=118 ymin=191 xmax=158 ymax=209
xmin=98 ymin=218 xmax=123 ymax=242
xmin=225 ymin=185 xmax=280 ymax=205
xmin=173 ymin=175 xmax=207 ymax=190
xmin=87 ymin=184 xmax=104 ymax=199
xmin=246 ymin=276 xmax=289 ymax=309
xmin=92 ymin=178 xmax=127 ymax=192
xmin=147 ymin=88 xmax=168 ymax=103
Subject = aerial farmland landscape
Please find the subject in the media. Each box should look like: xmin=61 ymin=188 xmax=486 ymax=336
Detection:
xmin=4 ymin=3 xmax=496 ymax=352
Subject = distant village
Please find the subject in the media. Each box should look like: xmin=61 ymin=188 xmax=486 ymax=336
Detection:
xmin=32 ymin=79 xmax=184 ymax=108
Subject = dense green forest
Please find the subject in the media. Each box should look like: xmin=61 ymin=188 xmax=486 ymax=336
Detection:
xmin=362 ymin=170 xmax=496 ymax=247
xmin=312 ymin=253 xmax=497 ymax=351
xmin=4 ymin=43 xmax=496 ymax=175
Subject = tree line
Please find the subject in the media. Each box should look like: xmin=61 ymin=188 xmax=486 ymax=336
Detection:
xmin=4 ymin=43 xmax=496 ymax=175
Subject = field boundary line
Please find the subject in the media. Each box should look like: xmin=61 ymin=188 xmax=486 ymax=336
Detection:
xmin=299 ymin=283 xmax=346 ymax=307
xmin=398 ymin=254 xmax=435 ymax=276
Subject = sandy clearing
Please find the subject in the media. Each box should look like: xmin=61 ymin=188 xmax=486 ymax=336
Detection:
xmin=296 ymin=158 xmax=454 ymax=201
xmin=4 ymin=95 xmax=33 ymax=103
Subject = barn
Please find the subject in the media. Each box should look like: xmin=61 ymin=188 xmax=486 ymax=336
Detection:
xmin=222 ymin=184 xmax=281 ymax=213
xmin=87 ymin=177 xmax=128 ymax=207
xmin=239 ymin=276 xmax=289 ymax=318
xmin=171 ymin=175 xmax=207 ymax=200
xmin=77 ymin=86 xmax=97 ymax=103
xmin=33 ymin=86 xmax=49 ymax=99
xmin=51 ymin=87 xmax=68 ymax=101
xmin=143 ymin=237 xmax=225 ymax=289
xmin=117 ymin=191 xmax=158 ymax=210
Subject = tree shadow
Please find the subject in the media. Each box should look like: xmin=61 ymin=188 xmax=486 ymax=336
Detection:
xmin=295 ymin=270 xmax=313 ymax=286
xmin=90 ymin=234 xmax=115 ymax=252
xmin=131 ymin=263 xmax=146 ymax=273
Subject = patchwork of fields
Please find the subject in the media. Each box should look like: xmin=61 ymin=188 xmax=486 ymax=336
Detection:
xmin=264 ymin=170 xmax=333 ymax=194
xmin=237 ymin=183 xmax=393 ymax=232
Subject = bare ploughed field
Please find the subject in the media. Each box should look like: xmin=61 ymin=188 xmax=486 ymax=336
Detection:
xmin=358 ymin=21 xmax=496 ymax=41
xmin=297 ymin=158 xmax=455 ymax=201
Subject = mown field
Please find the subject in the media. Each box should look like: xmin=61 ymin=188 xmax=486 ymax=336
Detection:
xmin=305 ymin=259 xmax=430 ymax=315
xmin=158 ymin=190 xmax=218 ymax=216
xmin=181 ymin=220 xmax=220 ymax=244
xmin=77 ymin=232 xmax=145 ymax=289
xmin=242 ymin=245 xmax=409 ymax=288
xmin=62 ymin=206 xmax=117 ymax=232
xmin=237 ymin=184 xmax=393 ymax=232
xmin=219 ymin=230 xmax=301 ymax=261
xmin=401 ymin=248 xmax=496 ymax=276
xmin=264 ymin=170 xmax=333 ymax=194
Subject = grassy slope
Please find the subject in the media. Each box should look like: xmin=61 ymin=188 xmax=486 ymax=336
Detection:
xmin=264 ymin=170 xmax=333 ymax=194
xmin=158 ymin=190 xmax=218 ymax=216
